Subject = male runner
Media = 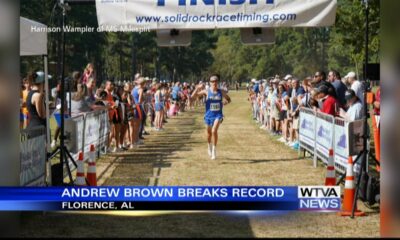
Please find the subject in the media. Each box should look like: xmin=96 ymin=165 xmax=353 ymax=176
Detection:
xmin=191 ymin=74 xmax=231 ymax=160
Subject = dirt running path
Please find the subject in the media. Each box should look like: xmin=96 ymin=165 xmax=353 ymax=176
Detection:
xmin=20 ymin=90 xmax=379 ymax=238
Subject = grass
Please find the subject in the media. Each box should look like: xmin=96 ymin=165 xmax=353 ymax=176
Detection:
xmin=20 ymin=90 xmax=379 ymax=238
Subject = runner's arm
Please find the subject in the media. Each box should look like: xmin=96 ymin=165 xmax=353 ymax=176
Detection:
xmin=221 ymin=90 xmax=231 ymax=104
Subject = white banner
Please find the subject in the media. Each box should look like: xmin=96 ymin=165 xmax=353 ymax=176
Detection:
xmin=299 ymin=111 xmax=315 ymax=144
xmin=96 ymin=0 xmax=337 ymax=30
xmin=315 ymin=114 xmax=334 ymax=157
xmin=20 ymin=127 xmax=47 ymax=186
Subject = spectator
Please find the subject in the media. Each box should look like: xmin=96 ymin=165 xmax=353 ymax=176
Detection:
xmin=68 ymin=71 xmax=81 ymax=111
xmin=345 ymin=71 xmax=365 ymax=105
xmin=316 ymin=84 xmax=339 ymax=116
xmin=81 ymin=63 xmax=95 ymax=84
xmin=94 ymin=90 xmax=108 ymax=106
xmin=132 ymin=77 xmax=146 ymax=142
xmin=20 ymin=77 xmax=31 ymax=129
xmin=328 ymin=70 xmax=348 ymax=108
xmin=300 ymin=77 xmax=313 ymax=108
xmin=70 ymin=83 xmax=102 ymax=116
xmin=312 ymin=71 xmax=326 ymax=88
xmin=105 ymin=80 xmax=122 ymax=152
xmin=26 ymin=72 xmax=46 ymax=129
xmin=116 ymin=86 xmax=129 ymax=150
xmin=339 ymin=89 xmax=364 ymax=121
xmin=312 ymin=70 xmax=337 ymax=98
xmin=288 ymin=78 xmax=305 ymax=147
xmin=266 ymin=81 xmax=274 ymax=132
xmin=269 ymin=79 xmax=280 ymax=135
xmin=86 ymin=77 xmax=96 ymax=102
xmin=124 ymin=82 xmax=140 ymax=148
xmin=277 ymin=81 xmax=288 ymax=142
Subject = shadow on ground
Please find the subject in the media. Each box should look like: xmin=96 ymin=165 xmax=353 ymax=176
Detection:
xmin=19 ymin=211 xmax=254 ymax=238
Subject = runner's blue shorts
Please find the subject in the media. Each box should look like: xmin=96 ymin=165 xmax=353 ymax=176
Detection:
xmin=204 ymin=115 xmax=223 ymax=127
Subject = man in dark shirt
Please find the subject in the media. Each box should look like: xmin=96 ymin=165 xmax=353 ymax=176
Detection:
xmin=312 ymin=70 xmax=337 ymax=99
xmin=328 ymin=70 xmax=348 ymax=108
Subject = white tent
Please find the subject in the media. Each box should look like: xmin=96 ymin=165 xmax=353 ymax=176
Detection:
xmin=20 ymin=17 xmax=51 ymax=184
xmin=20 ymin=17 xmax=48 ymax=56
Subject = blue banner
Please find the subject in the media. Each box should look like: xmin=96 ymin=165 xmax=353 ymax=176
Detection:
xmin=0 ymin=186 xmax=340 ymax=211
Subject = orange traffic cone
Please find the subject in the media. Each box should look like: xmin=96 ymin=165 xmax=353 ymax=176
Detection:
xmin=87 ymin=144 xmax=97 ymax=186
xmin=75 ymin=151 xmax=86 ymax=186
xmin=325 ymin=149 xmax=336 ymax=186
xmin=340 ymin=156 xmax=365 ymax=217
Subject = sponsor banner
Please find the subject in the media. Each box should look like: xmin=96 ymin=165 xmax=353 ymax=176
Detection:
xmin=96 ymin=0 xmax=337 ymax=30
xmin=334 ymin=121 xmax=348 ymax=158
xmin=20 ymin=127 xmax=47 ymax=186
xmin=299 ymin=111 xmax=315 ymax=143
xmin=315 ymin=115 xmax=333 ymax=157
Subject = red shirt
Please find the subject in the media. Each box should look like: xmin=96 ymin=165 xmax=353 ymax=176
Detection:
xmin=321 ymin=96 xmax=338 ymax=116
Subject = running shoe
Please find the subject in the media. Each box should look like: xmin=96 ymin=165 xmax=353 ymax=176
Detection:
xmin=211 ymin=146 xmax=216 ymax=160
xmin=143 ymin=131 xmax=150 ymax=135
xmin=278 ymin=137 xmax=286 ymax=142
xmin=292 ymin=142 xmax=300 ymax=150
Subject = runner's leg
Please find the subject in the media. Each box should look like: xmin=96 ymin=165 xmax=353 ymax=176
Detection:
xmin=211 ymin=118 xmax=221 ymax=160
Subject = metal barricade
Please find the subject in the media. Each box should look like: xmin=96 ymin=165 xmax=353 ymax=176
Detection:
xmin=20 ymin=126 xmax=47 ymax=186
xmin=98 ymin=109 xmax=110 ymax=156
xmin=83 ymin=109 xmax=110 ymax=158
xmin=64 ymin=114 xmax=85 ymax=177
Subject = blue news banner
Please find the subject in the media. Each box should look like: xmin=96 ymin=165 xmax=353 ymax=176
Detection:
xmin=0 ymin=186 xmax=341 ymax=211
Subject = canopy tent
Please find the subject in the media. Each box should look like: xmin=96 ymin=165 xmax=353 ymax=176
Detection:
xmin=20 ymin=17 xmax=51 ymax=184
xmin=20 ymin=17 xmax=48 ymax=56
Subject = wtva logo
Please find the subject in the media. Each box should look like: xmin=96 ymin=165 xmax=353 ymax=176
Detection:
xmin=298 ymin=186 xmax=341 ymax=211
xmin=157 ymin=0 xmax=274 ymax=6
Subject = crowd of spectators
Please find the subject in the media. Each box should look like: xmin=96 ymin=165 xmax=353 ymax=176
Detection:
xmin=19 ymin=63 xmax=217 ymax=153
xmin=248 ymin=70 xmax=380 ymax=150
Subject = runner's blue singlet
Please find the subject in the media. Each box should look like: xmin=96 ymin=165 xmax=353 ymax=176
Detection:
xmin=204 ymin=89 xmax=223 ymax=126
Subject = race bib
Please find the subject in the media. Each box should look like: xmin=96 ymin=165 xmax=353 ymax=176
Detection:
xmin=210 ymin=103 xmax=221 ymax=111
